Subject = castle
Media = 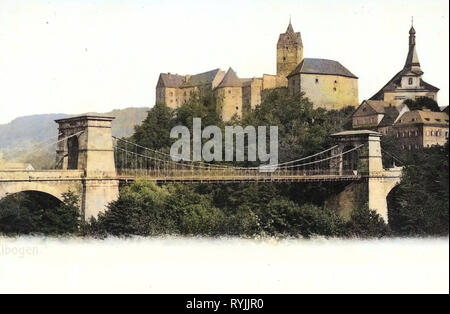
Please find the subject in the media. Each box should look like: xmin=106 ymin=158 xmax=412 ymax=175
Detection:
xmin=156 ymin=21 xmax=359 ymax=120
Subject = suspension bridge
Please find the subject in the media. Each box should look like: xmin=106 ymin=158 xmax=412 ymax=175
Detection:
xmin=0 ymin=115 xmax=403 ymax=222
xmin=112 ymin=137 xmax=365 ymax=183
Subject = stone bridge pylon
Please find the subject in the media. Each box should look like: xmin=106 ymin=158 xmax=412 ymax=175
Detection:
xmin=0 ymin=116 xmax=120 ymax=221
xmin=327 ymin=130 xmax=403 ymax=222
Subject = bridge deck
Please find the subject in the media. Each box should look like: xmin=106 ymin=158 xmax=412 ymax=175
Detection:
xmin=1 ymin=168 xmax=402 ymax=183
xmin=117 ymin=169 xmax=362 ymax=183
xmin=118 ymin=175 xmax=361 ymax=183
xmin=0 ymin=170 xmax=85 ymax=182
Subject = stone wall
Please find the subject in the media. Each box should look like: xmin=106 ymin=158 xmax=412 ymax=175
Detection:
xmin=296 ymin=73 xmax=359 ymax=110
xmin=217 ymin=87 xmax=243 ymax=121
xmin=383 ymin=90 xmax=438 ymax=107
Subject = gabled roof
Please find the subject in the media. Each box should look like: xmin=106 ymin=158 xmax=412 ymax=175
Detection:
xmin=378 ymin=106 xmax=402 ymax=127
xmin=183 ymin=69 xmax=223 ymax=87
xmin=216 ymin=68 xmax=242 ymax=88
xmin=443 ymin=106 xmax=449 ymax=115
xmin=369 ymin=70 xmax=440 ymax=100
xmin=157 ymin=69 xmax=224 ymax=88
xmin=395 ymin=110 xmax=449 ymax=125
xmin=287 ymin=58 xmax=358 ymax=79
xmin=366 ymin=100 xmax=388 ymax=114
xmin=157 ymin=73 xmax=185 ymax=88
xmin=353 ymin=100 xmax=388 ymax=118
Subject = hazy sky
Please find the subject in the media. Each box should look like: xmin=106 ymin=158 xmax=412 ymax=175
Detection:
xmin=0 ymin=0 xmax=448 ymax=124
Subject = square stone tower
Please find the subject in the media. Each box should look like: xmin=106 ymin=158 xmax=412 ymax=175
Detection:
xmin=277 ymin=21 xmax=304 ymax=77
xmin=55 ymin=115 xmax=116 ymax=176
xmin=55 ymin=115 xmax=119 ymax=220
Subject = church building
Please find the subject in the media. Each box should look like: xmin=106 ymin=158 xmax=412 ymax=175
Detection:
xmin=369 ymin=24 xmax=439 ymax=106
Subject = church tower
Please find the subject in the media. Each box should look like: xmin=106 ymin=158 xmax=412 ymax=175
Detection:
xmin=403 ymin=23 xmax=423 ymax=75
xmin=277 ymin=20 xmax=303 ymax=77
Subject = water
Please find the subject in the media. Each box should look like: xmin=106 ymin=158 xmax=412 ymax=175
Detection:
xmin=0 ymin=236 xmax=448 ymax=293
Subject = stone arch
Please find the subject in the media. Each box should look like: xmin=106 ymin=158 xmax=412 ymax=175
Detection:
xmin=384 ymin=177 xmax=402 ymax=198
xmin=0 ymin=182 xmax=64 ymax=203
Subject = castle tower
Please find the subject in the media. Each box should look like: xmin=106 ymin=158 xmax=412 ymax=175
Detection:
xmin=215 ymin=68 xmax=243 ymax=121
xmin=277 ymin=20 xmax=304 ymax=77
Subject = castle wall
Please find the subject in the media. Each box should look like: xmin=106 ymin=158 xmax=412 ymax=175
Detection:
xmin=243 ymin=79 xmax=263 ymax=113
xmin=164 ymin=88 xmax=180 ymax=109
xmin=217 ymin=87 xmax=242 ymax=121
xmin=298 ymin=73 xmax=359 ymax=110
xmin=262 ymin=74 xmax=288 ymax=90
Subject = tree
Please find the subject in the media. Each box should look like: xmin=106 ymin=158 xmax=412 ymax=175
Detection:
xmin=37 ymin=191 xmax=81 ymax=235
xmin=0 ymin=191 xmax=81 ymax=235
xmin=345 ymin=205 xmax=390 ymax=238
xmin=133 ymin=103 xmax=174 ymax=150
xmin=387 ymin=143 xmax=449 ymax=236
xmin=403 ymin=97 xmax=441 ymax=112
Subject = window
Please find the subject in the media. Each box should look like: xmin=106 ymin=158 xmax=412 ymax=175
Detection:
xmin=236 ymin=106 xmax=239 ymax=110
xmin=333 ymin=87 xmax=337 ymax=91
xmin=315 ymin=78 xmax=319 ymax=84
xmin=436 ymin=119 xmax=441 ymax=122
xmin=334 ymin=80 xmax=337 ymax=84
xmin=431 ymin=131 xmax=434 ymax=136
xmin=408 ymin=78 xmax=413 ymax=85
xmin=446 ymin=132 xmax=449 ymax=139
xmin=425 ymin=118 xmax=430 ymax=121
xmin=228 ymin=90 xmax=231 ymax=94
xmin=415 ymin=130 xmax=418 ymax=136
xmin=283 ymin=57 xmax=286 ymax=61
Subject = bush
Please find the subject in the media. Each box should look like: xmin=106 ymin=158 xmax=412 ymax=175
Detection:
xmin=345 ymin=205 xmax=390 ymax=238
xmin=0 ymin=191 xmax=81 ymax=235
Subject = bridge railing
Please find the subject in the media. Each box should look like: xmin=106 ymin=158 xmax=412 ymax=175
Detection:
xmin=117 ymin=168 xmax=360 ymax=181
xmin=0 ymin=170 xmax=85 ymax=181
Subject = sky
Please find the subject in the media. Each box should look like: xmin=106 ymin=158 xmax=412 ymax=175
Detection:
xmin=0 ymin=0 xmax=448 ymax=124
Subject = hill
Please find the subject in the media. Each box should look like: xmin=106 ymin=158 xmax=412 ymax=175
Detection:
xmin=0 ymin=107 xmax=149 ymax=169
